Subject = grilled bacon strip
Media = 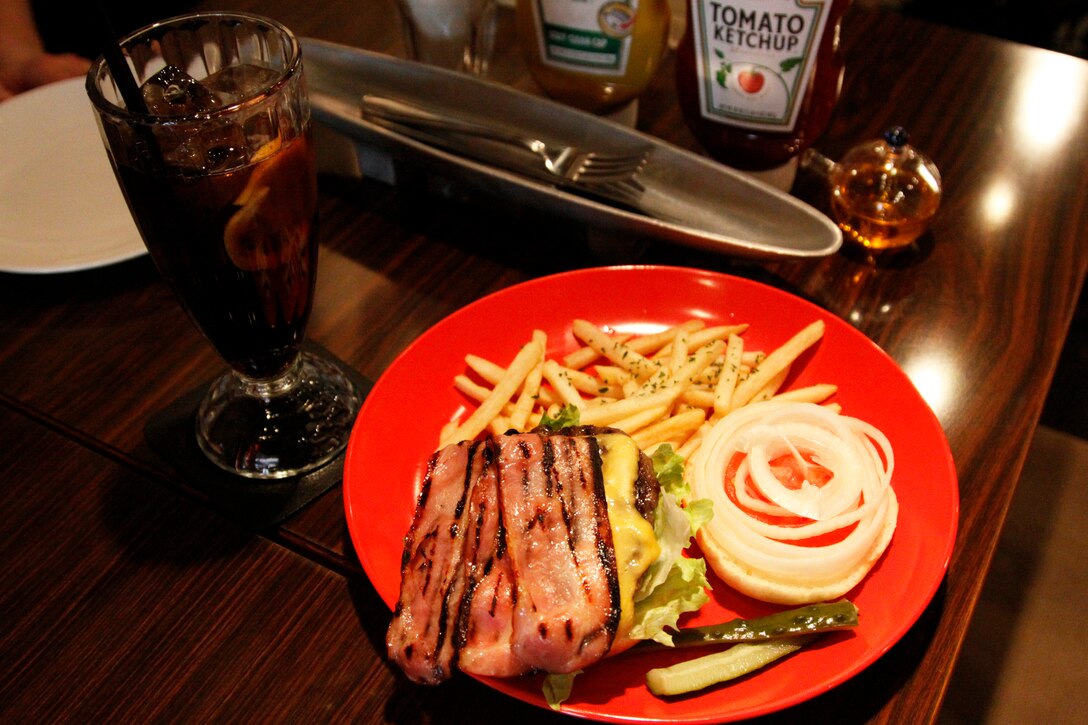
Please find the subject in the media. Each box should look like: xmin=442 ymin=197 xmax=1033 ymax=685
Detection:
xmin=496 ymin=433 xmax=620 ymax=674
xmin=386 ymin=441 xmax=477 ymax=684
xmin=563 ymin=425 xmax=660 ymax=521
xmin=386 ymin=431 xmax=626 ymax=683
xmin=454 ymin=439 xmax=526 ymax=677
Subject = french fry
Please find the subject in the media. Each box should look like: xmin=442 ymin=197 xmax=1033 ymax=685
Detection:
xmin=666 ymin=328 xmax=691 ymax=377
xmin=464 ymin=354 xmax=505 ymax=384
xmin=713 ymin=333 xmax=745 ymax=417
xmin=563 ymin=333 xmax=633 ymax=369
xmin=680 ymin=388 xmax=715 ymax=409
xmin=677 ymin=427 xmax=705 ymax=458
xmin=441 ymin=334 xmax=544 ymax=447
xmin=730 ymin=321 xmax=825 ymax=409
xmin=441 ymin=316 xmax=839 ymax=454
xmin=454 ymin=374 xmax=512 ymax=411
xmin=542 ymin=359 xmax=584 ymax=408
xmin=751 ymin=364 xmax=791 ymax=403
xmin=638 ymin=366 xmax=671 ymax=397
xmin=579 ymin=387 xmax=684 ymax=427
xmin=595 ymin=365 xmax=634 ymax=392
xmin=509 ymin=331 xmax=547 ymax=431
xmin=626 ymin=320 xmax=705 ymax=356
xmin=692 ymin=361 xmax=720 ymax=387
xmin=572 ymin=319 xmax=663 ymax=381
xmin=488 ymin=415 xmax=511 ymax=436
xmin=566 ymin=321 xmax=707 ymax=368
xmin=690 ymin=324 xmax=748 ymax=347
xmin=656 ymin=324 xmax=749 ymax=360
xmin=742 ymin=351 xmax=765 ymax=366
xmin=631 ymin=408 xmax=706 ymax=450
xmin=610 ymin=405 xmax=669 ymax=435
xmin=466 ymin=352 xmax=559 ymax=408
xmin=637 ymin=339 xmax=725 ymax=398
xmin=564 ymin=366 xmax=621 ymax=398
xmin=440 ymin=419 xmax=462 ymax=448
xmin=771 ymin=383 xmax=838 ymax=405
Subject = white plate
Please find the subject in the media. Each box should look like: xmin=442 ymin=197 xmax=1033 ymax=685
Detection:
xmin=0 ymin=77 xmax=145 ymax=274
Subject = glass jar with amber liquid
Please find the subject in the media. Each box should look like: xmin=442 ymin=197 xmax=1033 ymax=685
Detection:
xmin=675 ymin=0 xmax=850 ymax=184
xmin=516 ymin=0 xmax=671 ymax=114
xmin=804 ymin=127 xmax=943 ymax=252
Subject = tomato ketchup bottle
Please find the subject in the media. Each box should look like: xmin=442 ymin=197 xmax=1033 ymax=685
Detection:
xmin=676 ymin=0 xmax=850 ymax=187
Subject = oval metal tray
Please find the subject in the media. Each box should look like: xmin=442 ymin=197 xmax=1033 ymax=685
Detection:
xmin=302 ymin=38 xmax=841 ymax=260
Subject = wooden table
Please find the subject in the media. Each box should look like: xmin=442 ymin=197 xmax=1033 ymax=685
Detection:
xmin=2 ymin=2 xmax=1086 ymax=722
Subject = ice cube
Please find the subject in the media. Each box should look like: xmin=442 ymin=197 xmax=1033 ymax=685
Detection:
xmin=242 ymin=112 xmax=277 ymax=152
xmin=202 ymin=64 xmax=283 ymax=106
xmin=154 ymin=122 xmax=250 ymax=173
xmin=141 ymin=65 xmax=223 ymax=116
xmin=198 ymin=123 xmax=251 ymax=172
xmin=155 ymin=126 xmax=205 ymax=170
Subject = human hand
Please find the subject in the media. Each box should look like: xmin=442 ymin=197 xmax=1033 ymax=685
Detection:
xmin=0 ymin=51 xmax=90 ymax=102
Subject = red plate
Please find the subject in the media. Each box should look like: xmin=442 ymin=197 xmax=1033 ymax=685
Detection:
xmin=343 ymin=265 xmax=958 ymax=723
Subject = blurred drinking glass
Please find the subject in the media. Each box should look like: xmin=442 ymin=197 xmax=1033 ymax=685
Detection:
xmin=396 ymin=0 xmax=497 ymax=75
xmin=87 ymin=12 xmax=362 ymax=479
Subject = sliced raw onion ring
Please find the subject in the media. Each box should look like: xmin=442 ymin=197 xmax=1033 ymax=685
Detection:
xmin=689 ymin=401 xmax=897 ymax=604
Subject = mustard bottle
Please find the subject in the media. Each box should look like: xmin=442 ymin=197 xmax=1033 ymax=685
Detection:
xmin=516 ymin=0 xmax=671 ymax=114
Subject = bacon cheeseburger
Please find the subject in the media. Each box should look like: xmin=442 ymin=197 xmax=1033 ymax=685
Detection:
xmin=386 ymin=425 xmax=711 ymax=687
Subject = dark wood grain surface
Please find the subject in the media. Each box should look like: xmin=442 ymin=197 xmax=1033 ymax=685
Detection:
xmin=2 ymin=1 xmax=1086 ymax=722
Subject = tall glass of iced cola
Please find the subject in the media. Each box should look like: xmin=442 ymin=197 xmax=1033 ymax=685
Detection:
xmin=87 ymin=13 xmax=361 ymax=479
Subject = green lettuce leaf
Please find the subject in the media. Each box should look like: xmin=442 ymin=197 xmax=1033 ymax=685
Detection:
xmin=538 ymin=404 xmax=581 ymax=431
xmin=651 ymin=444 xmax=687 ymax=492
xmin=630 ymin=557 xmax=710 ymax=645
xmin=651 ymin=443 xmax=713 ymax=536
xmin=630 ymin=444 xmax=713 ymax=645
xmin=543 ymin=671 xmax=581 ymax=711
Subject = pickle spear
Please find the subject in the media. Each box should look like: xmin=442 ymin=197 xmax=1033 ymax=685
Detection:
xmin=663 ymin=600 xmax=859 ymax=649
xmin=647 ymin=636 xmax=816 ymax=696
xmin=642 ymin=601 xmax=859 ymax=697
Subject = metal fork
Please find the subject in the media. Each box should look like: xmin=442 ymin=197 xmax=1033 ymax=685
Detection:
xmin=359 ymin=94 xmax=649 ymax=188
xmin=521 ymin=141 xmax=648 ymax=185
xmin=565 ymin=177 xmax=646 ymax=211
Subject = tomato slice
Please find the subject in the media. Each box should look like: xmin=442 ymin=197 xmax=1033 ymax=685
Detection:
xmin=723 ymin=451 xmax=857 ymax=547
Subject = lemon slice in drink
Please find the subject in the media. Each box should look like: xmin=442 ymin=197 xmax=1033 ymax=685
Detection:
xmin=224 ymin=136 xmax=313 ymax=271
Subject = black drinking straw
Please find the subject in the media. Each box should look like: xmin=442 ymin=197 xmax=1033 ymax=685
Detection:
xmin=92 ymin=2 xmax=148 ymax=114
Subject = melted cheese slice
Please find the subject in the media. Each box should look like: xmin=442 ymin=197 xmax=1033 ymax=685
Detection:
xmin=597 ymin=433 xmax=660 ymax=640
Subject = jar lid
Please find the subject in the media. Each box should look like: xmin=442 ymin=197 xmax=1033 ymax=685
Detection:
xmin=837 ymin=126 xmax=942 ymax=195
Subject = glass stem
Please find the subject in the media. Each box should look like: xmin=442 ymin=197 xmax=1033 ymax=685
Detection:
xmin=235 ymin=354 xmax=303 ymax=399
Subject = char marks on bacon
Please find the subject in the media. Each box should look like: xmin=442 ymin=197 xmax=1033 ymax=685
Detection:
xmin=496 ymin=433 xmax=620 ymax=673
xmin=386 ymin=441 xmax=477 ymax=684
xmin=551 ymin=425 xmax=660 ymax=523
xmin=454 ymin=439 xmax=525 ymax=677
xmin=386 ymin=432 xmax=622 ymax=683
